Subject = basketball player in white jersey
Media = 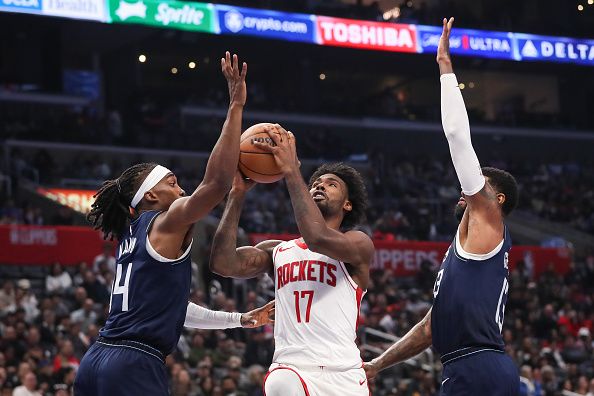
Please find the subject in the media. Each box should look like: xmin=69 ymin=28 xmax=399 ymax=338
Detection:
xmin=210 ymin=124 xmax=373 ymax=396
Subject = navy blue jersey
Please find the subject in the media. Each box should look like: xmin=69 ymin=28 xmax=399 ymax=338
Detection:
xmin=100 ymin=210 xmax=192 ymax=354
xmin=431 ymin=226 xmax=511 ymax=357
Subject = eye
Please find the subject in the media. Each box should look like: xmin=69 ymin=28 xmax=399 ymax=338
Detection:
xmin=330 ymin=183 xmax=337 ymax=187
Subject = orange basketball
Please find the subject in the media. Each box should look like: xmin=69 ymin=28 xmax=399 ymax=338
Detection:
xmin=239 ymin=123 xmax=284 ymax=183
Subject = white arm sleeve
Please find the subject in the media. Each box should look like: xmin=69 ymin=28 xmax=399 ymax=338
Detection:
xmin=184 ymin=302 xmax=242 ymax=329
xmin=440 ymin=73 xmax=485 ymax=196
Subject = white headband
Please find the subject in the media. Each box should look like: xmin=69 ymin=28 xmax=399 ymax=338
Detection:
xmin=130 ymin=165 xmax=172 ymax=208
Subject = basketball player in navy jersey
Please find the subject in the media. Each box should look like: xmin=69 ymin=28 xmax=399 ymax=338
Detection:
xmin=363 ymin=18 xmax=520 ymax=395
xmin=74 ymin=52 xmax=275 ymax=396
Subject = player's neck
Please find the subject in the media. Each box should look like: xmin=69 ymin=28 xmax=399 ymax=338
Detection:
xmin=322 ymin=214 xmax=343 ymax=231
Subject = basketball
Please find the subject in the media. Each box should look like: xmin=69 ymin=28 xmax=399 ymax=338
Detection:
xmin=239 ymin=123 xmax=284 ymax=183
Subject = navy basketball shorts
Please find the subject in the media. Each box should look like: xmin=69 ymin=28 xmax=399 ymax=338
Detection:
xmin=74 ymin=340 xmax=168 ymax=396
xmin=439 ymin=351 xmax=519 ymax=396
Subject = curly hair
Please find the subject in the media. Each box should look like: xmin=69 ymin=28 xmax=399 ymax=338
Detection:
xmin=87 ymin=163 xmax=157 ymax=240
xmin=308 ymin=163 xmax=368 ymax=230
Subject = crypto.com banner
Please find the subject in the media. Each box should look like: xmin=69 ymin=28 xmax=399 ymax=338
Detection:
xmin=215 ymin=4 xmax=316 ymax=43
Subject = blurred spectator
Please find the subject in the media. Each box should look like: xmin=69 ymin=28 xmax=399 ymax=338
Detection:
xmin=12 ymin=371 xmax=41 ymax=396
xmin=45 ymin=263 xmax=72 ymax=295
xmin=92 ymin=244 xmax=116 ymax=274
xmin=14 ymin=280 xmax=39 ymax=323
xmin=52 ymin=340 xmax=79 ymax=374
xmin=0 ymin=281 xmax=16 ymax=311
xmin=69 ymin=299 xmax=97 ymax=332
xmin=81 ymin=271 xmax=109 ymax=304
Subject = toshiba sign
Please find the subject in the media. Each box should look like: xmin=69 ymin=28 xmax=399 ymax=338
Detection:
xmin=316 ymin=16 xmax=416 ymax=53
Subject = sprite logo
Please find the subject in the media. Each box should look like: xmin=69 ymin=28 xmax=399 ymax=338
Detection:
xmin=110 ymin=0 xmax=213 ymax=32
xmin=114 ymin=0 xmax=146 ymax=20
xmin=155 ymin=3 xmax=203 ymax=26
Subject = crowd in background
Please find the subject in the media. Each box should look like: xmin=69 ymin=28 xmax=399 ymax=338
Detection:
xmin=0 ymin=233 xmax=593 ymax=395
xmin=4 ymin=142 xmax=594 ymax=238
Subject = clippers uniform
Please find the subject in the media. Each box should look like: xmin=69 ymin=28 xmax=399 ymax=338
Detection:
xmin=432 ymin=227 xmax=519 ymax=395
xmin=75 ymin=210 xmax=192 ymax=396
xmin=263 ymin=238 xmax=369 ymax=396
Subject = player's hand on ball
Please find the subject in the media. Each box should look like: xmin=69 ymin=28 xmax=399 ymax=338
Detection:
xmin=231 ymin=170 xmax=256 ymax=194
xmin=436 ymin=17 xmax=454 ymax=64
xmin=221 ymin=51 xmax=247 ymax=107
xmin=363 ymin=361 xmax=379 ymax=380
xmin=252 ymin=124 xmax=300 ymax=175
xmin=241 ymin=300 xmax=275 ymax=328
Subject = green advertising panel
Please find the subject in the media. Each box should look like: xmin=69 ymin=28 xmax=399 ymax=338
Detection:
xmin=109 ymin=0 xmax=214 ymax=32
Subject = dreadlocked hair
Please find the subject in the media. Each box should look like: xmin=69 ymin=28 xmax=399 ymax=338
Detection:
xmin=87 ymin=163 xmax=158 ymax=240
xmin=308 ymin=162 xmax=369 ymax=230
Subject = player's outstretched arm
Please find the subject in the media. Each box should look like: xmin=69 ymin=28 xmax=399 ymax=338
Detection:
xmin=210 ymin=172 xmax=280 ymax=278
xmin=253 ymin=125 xmax=374 ymax=267
xmin=438 ymin=19 xmax=503 ymax=238
xmin=363 ymin=308 xmax=433 ymax=379
xmin=159 ymin=52 xmax=247 ymax=229
xmin=184 ymin=300 xmax=275 ymax=329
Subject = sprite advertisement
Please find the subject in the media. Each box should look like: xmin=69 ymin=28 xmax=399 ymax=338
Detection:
xmin=108 ymin=0 xmax=215 ymax=32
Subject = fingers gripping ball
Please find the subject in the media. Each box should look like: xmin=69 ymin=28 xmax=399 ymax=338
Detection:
xmin=239 ymin=123 xmax=284 ymax=183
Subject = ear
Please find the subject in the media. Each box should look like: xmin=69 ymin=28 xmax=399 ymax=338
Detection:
xmin=343 ymin=200 xmax=353 ymax=213
xmin=144 ymin=190 xmax=159 ymax=204
xmin=497 ymin=193 xmax=506 ymax=206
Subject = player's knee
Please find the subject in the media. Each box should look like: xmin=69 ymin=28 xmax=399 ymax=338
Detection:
xmin=264 ymin=369 xmax=306 ymax=396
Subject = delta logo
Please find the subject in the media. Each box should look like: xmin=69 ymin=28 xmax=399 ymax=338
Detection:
xmin=519 ymin=38 xmax=594 ymax=64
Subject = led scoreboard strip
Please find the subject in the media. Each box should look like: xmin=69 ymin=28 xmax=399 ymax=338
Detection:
xmin=1 ymin=0 xmax=593 ymax=66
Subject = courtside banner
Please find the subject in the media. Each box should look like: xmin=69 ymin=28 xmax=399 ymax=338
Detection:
xmin=417 ymin=25 xmax=514 ymax=60
xmin=0 ymin=226 xmax=111 ymax=265
xmin=215 ymin=4 xmax=316 ymax=43
xmin=108 ymin=0 xmax=215 ymax=32
xmin=514 ymin=33 xmax=594 ymax=66
xmin=316 ymin=16 xmax=417 ymax=53
xmin=37 ymin=188 xmax=96 ymax=214
xmin=250 ymin=233 xmax=570 ymax=278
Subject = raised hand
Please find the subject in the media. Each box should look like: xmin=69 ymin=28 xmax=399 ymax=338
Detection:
xmin=437 ymin=17 xmax=454 ymax=73
xmin=231 ymin=170 xmax=256 ymax=194
xmin=241 ymin=300 xmax=275 ymax=328
xmin=252 ymin=124 xmax=300 ymax=175
xmin=221 ymin=51 xmax=247 ymax=107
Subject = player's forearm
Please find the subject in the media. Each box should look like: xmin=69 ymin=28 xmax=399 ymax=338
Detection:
xmin=184 ymin=302 xmax=242 ymax=329
xmin=370 ymin=310 xmax=432 ymax=372
xmin=284 ymin=168 xmax=329 ymax=246
xmin=201 ymin=104 xmax=244 ymax=192
xmin=209 ymin=191 xmax=245 ymax=276
xmin=440 ymin=73 xmax=485 ymax=196
xmin=438 ymin=58 xmax=454 ymax=76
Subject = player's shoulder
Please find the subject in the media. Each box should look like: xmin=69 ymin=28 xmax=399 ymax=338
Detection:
xmin=344 ymin=229 xmax=374 ymax=246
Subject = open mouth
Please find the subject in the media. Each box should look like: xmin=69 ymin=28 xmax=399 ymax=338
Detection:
xmin=458 ymin=197 xmax=466 ymax=205
xmin=312 ymin=191 xmax=327 ymax=201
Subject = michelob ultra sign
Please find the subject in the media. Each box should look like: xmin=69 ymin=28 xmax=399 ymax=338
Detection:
xmin=108 ymin=0 xmax=215 ymax=32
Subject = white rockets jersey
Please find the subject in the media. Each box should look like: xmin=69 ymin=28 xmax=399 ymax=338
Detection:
xmin=272 ymin=238 xmax=365 ymax=370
